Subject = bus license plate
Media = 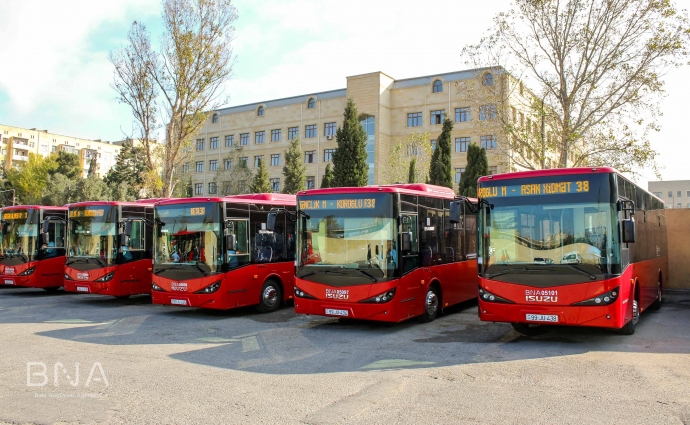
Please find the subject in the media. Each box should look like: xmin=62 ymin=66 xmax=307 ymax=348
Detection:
xmin=171 ymin=299 xmax=187 ymax=306
xmin=325 ymin=308 xmax=348 ymax=317
xmin=4 ymin=279 xmax=14 ymax=285
xmin=526 ymin=314 xmax=558 ymax=322
xmin=76 ymin=286 xmax=89 ymax=292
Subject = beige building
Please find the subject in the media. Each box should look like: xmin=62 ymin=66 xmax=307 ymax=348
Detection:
xmin=648 ymin=180 xmax=690 ymax=209
xmin=0 ymin=124 xmax=123 ymax=178
xmin=188 ymin=68 xmax=559 ymax=195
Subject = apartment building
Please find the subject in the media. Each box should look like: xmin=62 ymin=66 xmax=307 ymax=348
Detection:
xmin=188 ymin=68 xmax=558 ymax=195
xmin=0 ymin=124 xmax=122 ymax=178
xmin=648 ymin=180 xmax=690 ymax=209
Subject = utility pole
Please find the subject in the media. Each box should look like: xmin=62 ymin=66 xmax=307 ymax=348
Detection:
xmin=541 ymin=97 xmax=545 ymax=169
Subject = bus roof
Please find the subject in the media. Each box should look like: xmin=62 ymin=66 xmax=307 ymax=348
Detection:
xmin=299 ymin=183 xmax=458 ymax=200
xmin=155 ymin=193 xmax=296 ymax=207
xmin=2 ymin=205 xmax=67 ymax=211
xmin=478 ymin=167 xmax=618 ymax=182
xmin=68 ymin=201 xmax=155 ymax=208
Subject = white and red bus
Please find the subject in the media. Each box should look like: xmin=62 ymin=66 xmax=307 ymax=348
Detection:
xmin=63 ymin=201 xmax=155 ymax=297
xmin=0 ymin=205 xmax=67 ymax=290
xmin=284 ymin=184 xmax=479 ymax=323
xmin=476 ymin=167 xmax=668 ymax=335
xmin=151 ymin=194 xmax=296 ymax=312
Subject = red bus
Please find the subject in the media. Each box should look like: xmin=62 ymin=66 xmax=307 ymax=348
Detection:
xmin=63 ymin=201 xmax=154 ymax=297
xmin=476 ymin=167 xmax=668 ymax=335
xmin=284 ymin=184 xmax=479 ymax=323
xmin=150 ymin=193 xmax=296 ymax=312
xmin=0 ymin=205 xmax=67 ymax=291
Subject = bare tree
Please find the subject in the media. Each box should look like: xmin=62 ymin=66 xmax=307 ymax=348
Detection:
xmin=462 ymin=0 xmax=690 ymax=178
xmin=111 ymin=0 xmax=237 ymax=197
xmin=385 ymin=132 xmax=433 ymax=184
xmin=214 ymin=145 xmax=253 ymax=195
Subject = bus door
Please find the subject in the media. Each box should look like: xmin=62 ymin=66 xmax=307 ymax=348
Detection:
xmin=120 ymin=219 xmax=148 ymax=294
xmin=400 ymin=214 xmax=425 ymax=316
xmin=226 ymin=219 xmax=249 ymax=306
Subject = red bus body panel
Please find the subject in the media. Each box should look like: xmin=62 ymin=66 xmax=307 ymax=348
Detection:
xmin=151 ymin=262 xmax=295 ymax=310
xmin=63 ymin=260 xmax=153 ymax=296
xmin=0 ymin=257 xmax=65 ymax=289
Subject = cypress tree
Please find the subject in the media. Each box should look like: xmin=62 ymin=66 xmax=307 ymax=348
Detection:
xmin=458 ymin=143 xmax=489 ymax=197
xmin=408 ymin=158 xmax=416 ymax=183
xmin=282 ymin=138 xmax=306 ymax=194
xmin=428 ymin=117 xmax=454 ymax=189
xmin=321 ymin=163 xmax=334 ymax=188
xmin=249 ymin=158 xmax=271 ymax=193
xmin=332 ymin=98 xmax=368 ymax=187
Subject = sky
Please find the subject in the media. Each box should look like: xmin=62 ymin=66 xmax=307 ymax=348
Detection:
xmin=0 ymin=0 xmax=688 ymax=187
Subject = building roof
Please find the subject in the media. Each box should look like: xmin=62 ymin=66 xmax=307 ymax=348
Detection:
xmin=216 ymin=89 xmax=347 ymax=116
xmin=391 ymin=67 xmax=503 ymax=90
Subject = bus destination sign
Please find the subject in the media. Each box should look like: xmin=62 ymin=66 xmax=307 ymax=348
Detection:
xmin=2 ymin=211 xmax=28 ymax=220
xmin=478 ymin=180 xmax=590 ymax=199
xmin=69 ymin=209 xmax=105 ymax=218
xmin=300 ymin=198 xmax=376 ymax=210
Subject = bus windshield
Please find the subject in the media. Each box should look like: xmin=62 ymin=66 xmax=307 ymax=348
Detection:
xmin=154 ymin=202 xmax=223 ymax=277
xmin=67 ymin=206 xmax=117 ymax=266
xmin=0 ymin=209 xmax=39 ymax=262
xmin=478 ymin=173 xmax=620 ymax=282
xmin=297 ymin=193 xmax=398 ymax=282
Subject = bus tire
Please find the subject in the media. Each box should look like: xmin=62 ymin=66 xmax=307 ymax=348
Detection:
xmin=256 ymin=279 xmax=282 ymax=313
xmin=419 ymin=285 xmax=440 ymax=323
xmin=649 ymin=278 xmax=662 ymax=311
xmin=511 ymin=323 xmax=534 ymax=335
xmin=619 ymin=299 xmax=639 ymax=335
xmin=43 ymin=287 xmax=61 ymax=292
xmin=114 ymin=295 xmax=131 ymax=299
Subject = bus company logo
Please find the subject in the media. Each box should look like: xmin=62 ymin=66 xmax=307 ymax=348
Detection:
xmin=171 ymin=282 xmax=188 ymax=291
xmin=4 ymin=267 xmax=15 ymax=275
xmin=77 ymin=273 xmax=89 ymax=280
xmin=525 ymin=289 xmax=558 ymax=303
xmin=27 ymin=362 xmax=109 ymax=387
xmin=325 ymin=289 xmax=349 ymax=300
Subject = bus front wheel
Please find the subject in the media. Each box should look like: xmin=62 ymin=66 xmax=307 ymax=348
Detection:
xmin=256 ymin=280 xmax=282 ymax=313
xmin=419 ymin=286 xmax=440 ymax=323
xmin=650 ymin=278 xmax=662 ymax=311
xmin=619 ymin=299 xmax=639 ymax=335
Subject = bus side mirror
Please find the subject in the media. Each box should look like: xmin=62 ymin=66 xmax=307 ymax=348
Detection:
xmin=401 ymin=232 xmax=412 ymax=252
xmin=41 ymin=232 xmax=50 ymax=246
xmin=41 ymin=218 xmax=50 ymax=234
xmin=124 ymin=220 xmax=133 ymax=237
xmin=622 ymin=219 xmax=636 ymax=243
xmin=266 ymin=212 xmax=277 ymax=232
xmin=1 ymin=222 xmax=7 ymax=234
xmin=226 ymin=234 xmax=236 ymax=250
xmin=119 ymin=233 xmax=130 ymax=247
xmin=449 ymin=201 xmax=461 ymax=224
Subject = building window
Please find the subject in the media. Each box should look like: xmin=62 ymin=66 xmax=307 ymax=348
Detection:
xmin=196 ymin=139 xmax=205 ymax=150
xmin=240 ymin=157 xmax=248 ymax=167
xmin=687 ymin=191 xmax=690 ymax=197
xmin=324 ymin=122 xmax=336 ymax=136
xmin=210 ymin=137 xmax=218 ymax=149
xmin=225 ymin=135 xmax=234 ymax=147
xmin=431 ymin=140 xmax=437 ymax=151
xmin=194 ymin=183 xmax=203 ymax=195
xmin=288 ymin=127 xmax=299 ymax=140
xmin=481 ymin=135 xmax=497 ymax=150
xmin=678 ymin=191 xmax=682 ymax=197
xmin=209 ymin=159 xmax=218 ymax=171
xmin=240 ymin=133 xmax=249 ymax=145
xmin=255 ymin=131 xmax=265 ymax=144
xmin=195 ymin=161 xmax=204 ymax=172
xmin=257 ymin=106 xmax=264 ymax=116
xmin=455 ymin=167 xmax=465 ymax=183
xmin=307 ymin=98 xmax=315 ymax=109
xmin=305 ymin=150 xmax=315 ymax=163
xmin=208 ymin=182 xmax=217 ymax=194
xmin=430 ymin=110 xmax=445 ymax=125
xmin=455 ymin=107 xmax=470 ymax=122
xmin=305 ymin=125 xmax=316 ymax=138
xmin=489 ymin=166 xmax=498 ymax=175
xmin=212 ymin=114 xmax=218 ymax=123
xmin=455 ymin=137 xmax=470 ymax=152
xmin=324 ymin=149 xmax=335 ymax=162
xmin=271 ymin=129 xmax=281 ymax=142
xmin=271 ymin=154 xmax=280 ymax=166
xmin=668 ymin=191 xmax=673 ymax=198
xmin=407 ymin=112 xmax=422 ymax=127
xmin=432 ymin=79 xmax=443 ymax=93
xmin=480 ymin=105 xmax=496 ymax=120
xmin=254 ymin=155 xmax=264 ymax=167
xmin=183 ymin=162 xmax=190 ymax=173
xmin=482 ymin=73 xmax=494 ymax=86
xmin=678 ymin=203 xmax=682 ymax=209
xmin=224 ymin=159 xmax=232 ymax=170
xmin=270 ymin=178 xmax=280 ymax=192
xmin=238 ymin=180 xmax=248 ymax=193
xmin=653 ymin=192 xmax=662 ymax=197
xmin=52 ymin=146 xmax=57 ymax=152
xmin=306 ymin=176 xmax=315 ymax=189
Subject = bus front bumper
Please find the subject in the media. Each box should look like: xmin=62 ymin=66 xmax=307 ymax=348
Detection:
xmin=151 ymin=290 xmax=228 ymax=309
xmin=64 ymin=281 xmax=131 ymax=297
xmin=294 ymin=298 xmax=412 ymax=323
xmin=0 ymin=274 xmax=32 ymax=287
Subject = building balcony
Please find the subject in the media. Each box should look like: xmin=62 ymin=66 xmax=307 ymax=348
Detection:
xmin=12 ymin=155 xmax=28 ymax=161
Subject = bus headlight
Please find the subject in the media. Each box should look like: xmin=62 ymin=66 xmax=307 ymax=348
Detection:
xmin=64 ymin=273 xmax=74 ymax=280
xmin=360 ymin=288 xmax=396 ymax=303
xmin=294 ymin=286 xmax=316 ymax=299
xmin=94 ymin=272 xmax=115 ymax=282
xmin=478 ymin=286 xmax=515 ymax=304
xmin=194 ymin=281 xmax=221 ymax=294
xmin=572 ymin=287 xmax=619 ymax=306
xmin=18 ymin=267 xmax=36 ymax=276
xmin=152 ymin=283 xmax=166 ymax=292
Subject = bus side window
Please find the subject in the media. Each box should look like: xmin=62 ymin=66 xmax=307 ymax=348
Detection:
xmin=286 ymin=219 xmax=296 ymax=261
xmin=401 ymin=214 xmax=419 ymax=274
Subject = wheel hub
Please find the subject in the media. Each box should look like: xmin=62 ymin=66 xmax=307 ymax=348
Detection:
xmin=425 ymin=290 xmax=438 ymax=316
xmin=263 ymin=286 xmax=278 ymax=307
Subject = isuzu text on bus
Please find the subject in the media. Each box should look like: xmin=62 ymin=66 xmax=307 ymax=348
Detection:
xmin=476 ymin=167 xmax=668 ymax=335
xmin=151 ymin=194 xmax=296 ymax=312
xmin=281 ymin=184 xmax=479 ymax=323
xmin=0 ymin=205 xmax=67 ymax=291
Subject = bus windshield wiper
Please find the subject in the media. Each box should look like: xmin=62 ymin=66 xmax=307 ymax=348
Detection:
xmin=562 ymin=264 xmax=596 ymax=280
xmin=355 ymin=269 xmax=377 ymax=282
xmin=486 ymin=268 xmax=549 ymax=279
xmin=194 ymin=262 xmax=209 ymax=276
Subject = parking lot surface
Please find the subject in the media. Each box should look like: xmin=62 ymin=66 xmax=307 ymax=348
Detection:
xmin=0 ymin=286 xmax=689 ymax=424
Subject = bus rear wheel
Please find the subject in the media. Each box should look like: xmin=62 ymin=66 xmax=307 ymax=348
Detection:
xmin=650 ymin=279 xmax=662 ymax=311
xmin=619 ymin=299 xmax=639 ymax=335
xmin=256 ymin=280 xmax=282 ymax=313
xmin=419 ymin=286 xmax=440 ymax=323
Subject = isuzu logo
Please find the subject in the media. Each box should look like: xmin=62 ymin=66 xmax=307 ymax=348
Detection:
xmin=525 ymin=289 xmax=558 ymax=303
xmin=5 ymin=267 xmax=15 ymax=275
xmin=171 ymin=282 xmax=188 ymax=292
xmin=77 ymin=273 xmax=89 ymax=280
xmin=325 ymin=288 xmax=349 ymax=300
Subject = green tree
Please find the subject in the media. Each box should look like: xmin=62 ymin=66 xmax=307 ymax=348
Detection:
xmin=249 ymin=158 xmax=271 ymax=193
xmin=5 ymin=153 xmax=56 ymax=204
xmin=42 ymin=173 xmax=77 ymax=206
xmin=104 ymin=140 xmax=150 ymax=200
xmin=459 ymin=144 xmax=489 ymax=197
xmin=76 ymin=175 xmax=111 ymax=202
xmin=87 ymin=156 xmax=98 ymax=177
xmin=332 ymin=98 xmax=368 ymax=187
xmin=171 ymin=177 xmax=193 ymax=198
xmin=384 ymin=132 xmax=432 ymax=184
xmin=428 ymin=118 xmax=453 ymax=189
xmin=214 ymin=145 xmax=253 ymax=195
xmin=321 ymin=163 xmax=334 ymax=188
xmin=282 ymin=138 xmax=305 ymax=194
xmin=407 ymin=159 xmax=416 ymax=183
xmin=51 ymin=151 xmax=82 ymax=180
